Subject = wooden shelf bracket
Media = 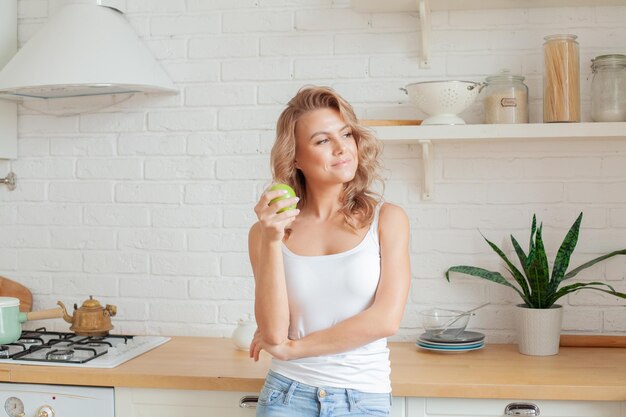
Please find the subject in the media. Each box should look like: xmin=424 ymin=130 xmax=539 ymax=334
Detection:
xmin=419 ymin=139 xmax=433 ymax=200
xmin=418 ymin=0 xmax=431 ymax=68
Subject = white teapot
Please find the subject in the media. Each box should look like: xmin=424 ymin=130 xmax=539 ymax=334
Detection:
xmin=232 ymin=319 xmax=257 ymax=351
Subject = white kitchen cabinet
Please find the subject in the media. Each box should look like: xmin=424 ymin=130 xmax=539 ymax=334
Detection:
xmin=115 ymin=389 xmax=626 ymax=417
xmin=371 ymin=122 xmax=626 ymax=200
xmin=0 ymin=0 xmax=17 ymax=160
xmin=406 ymin=397 xmax=626 ymax=417
xmin=115 ymin=387 xmax=406 ymax=417
xmin=115 ymin=388 xmax=258 ymax=417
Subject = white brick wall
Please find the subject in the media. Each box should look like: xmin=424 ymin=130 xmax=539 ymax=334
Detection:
xmin=0 ymin=1 xmax=624 ymax=342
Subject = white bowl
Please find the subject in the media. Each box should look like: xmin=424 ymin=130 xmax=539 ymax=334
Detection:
xmin=403 ymin=80 xmax=483 ymax=125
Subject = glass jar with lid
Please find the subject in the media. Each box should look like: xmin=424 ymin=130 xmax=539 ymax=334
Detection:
xmin=543 ymin=34 xmax=580 ymax=122
xmin=483 ymin=70 xmax=529 ymax=124
xmin=591 ymin=54 xmax=626 ymax=122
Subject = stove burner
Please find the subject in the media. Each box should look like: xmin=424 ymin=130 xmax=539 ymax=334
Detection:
xmin=0 ymin=329 xmax=142 ymax=365
xmin=47 ymin=349 xmax=75 ymax=361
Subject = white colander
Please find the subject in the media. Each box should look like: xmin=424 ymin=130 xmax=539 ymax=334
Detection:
xmin=402 ymin=80 xmax=484 ymax=125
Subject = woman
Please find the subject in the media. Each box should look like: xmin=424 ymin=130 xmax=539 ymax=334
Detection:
xmin=248 ymin=86 xmax=410 ymax=416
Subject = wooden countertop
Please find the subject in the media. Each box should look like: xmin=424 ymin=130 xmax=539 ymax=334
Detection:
xmin=0 ymin=337 xmax=625 ymax=401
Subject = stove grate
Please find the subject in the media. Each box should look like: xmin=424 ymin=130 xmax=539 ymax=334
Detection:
xmin=3 ymin=328 xmax=135 ymax=364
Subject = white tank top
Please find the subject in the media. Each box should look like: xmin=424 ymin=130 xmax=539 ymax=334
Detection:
xmin=269 ymin=202 xmax=391 ymax=393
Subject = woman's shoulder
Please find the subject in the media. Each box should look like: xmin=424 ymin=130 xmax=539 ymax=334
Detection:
xmin=378 ymin=202 xmax=409 ymax=230
xmin=379 ymin=201 xmax=407 ymax=217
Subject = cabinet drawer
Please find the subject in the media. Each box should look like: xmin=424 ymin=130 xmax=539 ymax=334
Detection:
xmin=116 ymin=388 xmax=406 ymax=417
xmin=407 ymin=398 xmax=624 ymax=417
xmin=115 ymin=388 xmax=258 ymax=417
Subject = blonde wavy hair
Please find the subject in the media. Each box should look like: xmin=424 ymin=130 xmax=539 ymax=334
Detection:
xmin=270 ymin=85 xmax=383 ymax=232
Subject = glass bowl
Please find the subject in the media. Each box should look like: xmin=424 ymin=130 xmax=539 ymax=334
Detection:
xmin=419 ymin=308 xmax=471 ymax=339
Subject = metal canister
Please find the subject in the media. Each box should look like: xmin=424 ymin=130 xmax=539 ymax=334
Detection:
xmin=591 ymin=54 xmax=626 ymax=122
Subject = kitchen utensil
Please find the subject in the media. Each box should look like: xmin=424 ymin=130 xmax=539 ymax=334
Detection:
xmin=420 ymin=303 xmax=488 ymax=339
xmin=416 ymin=342 xmax=484 ymax=353
xmin=0 ymin=276 xmax=33 ymax=312
xmin=438 ymin=302 xmax=490 ymax=329
xmin=416 ymin=330 xmax=486 ymax=352
xmin=419 ymin=330 xmax=485 ymax=344
xmin=401 ymin=80 xmax=484 ymax=125
xmin=417 ymin=338 xmax=483 ymax=348
xmin=57 ymin=295 xmax=117 ymax=337
xmin=0 ymin=297 xmax=65 ymax=344
xmin=420 ymin=308 xmax=471 ymax=339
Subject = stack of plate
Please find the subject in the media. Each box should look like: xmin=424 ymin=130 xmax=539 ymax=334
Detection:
xmin=416 ymin=331 xmax=485 ymax=352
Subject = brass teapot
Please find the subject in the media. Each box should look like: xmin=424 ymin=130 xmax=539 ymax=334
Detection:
xmin=57 ymin=296 xmax=117 ymax=336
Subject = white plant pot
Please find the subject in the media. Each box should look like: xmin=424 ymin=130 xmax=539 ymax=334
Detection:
xmin=516 ymin=304 xmax=563 ymax=356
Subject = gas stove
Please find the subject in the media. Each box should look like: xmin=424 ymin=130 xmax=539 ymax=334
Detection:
xmin=0 ymin=328 xmax=169 ymax=368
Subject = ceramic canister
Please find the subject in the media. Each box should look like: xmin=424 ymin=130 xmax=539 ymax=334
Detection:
xmin=232 ymin=320 xmax=257 ymax=351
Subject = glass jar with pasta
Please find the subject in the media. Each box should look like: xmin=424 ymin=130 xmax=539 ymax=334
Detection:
xmin=543 ymin=34 xmax=580 ymax=122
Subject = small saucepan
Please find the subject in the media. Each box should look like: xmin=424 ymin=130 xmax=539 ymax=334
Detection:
xmin=0 ymin=297 xmax=64 ymax=344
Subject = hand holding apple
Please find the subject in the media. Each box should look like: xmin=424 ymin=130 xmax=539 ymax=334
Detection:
xmin=253 ymin=183 xmax=299 ymax=242
xmin=268 ymin=183 xmax=298 ymax=213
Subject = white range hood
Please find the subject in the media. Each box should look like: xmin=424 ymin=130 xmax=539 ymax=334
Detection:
xmin=0 ymin=2 xmax=176 ymax=99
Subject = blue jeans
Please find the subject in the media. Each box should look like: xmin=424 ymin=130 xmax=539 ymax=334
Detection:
xmin=255 ymin=370 xmax=391 ymax=417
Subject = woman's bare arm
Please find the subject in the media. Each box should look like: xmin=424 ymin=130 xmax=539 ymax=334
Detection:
xmin=250 ymin=203 xmax=410 ymax=360
xmin=249 ymin=189 xmax=299 ymax=345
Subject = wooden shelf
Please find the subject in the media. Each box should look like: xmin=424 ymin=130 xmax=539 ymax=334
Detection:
xmin=372 ymin=122 xmax=626 ymax=143
xmin=351 ymin=0 xmax=626 ymax=12
xmin=371 ymin=122 xmax=626 ymax=200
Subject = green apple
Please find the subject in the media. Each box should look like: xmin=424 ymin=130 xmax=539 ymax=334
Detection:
xmin=269 ymin=183 xmax=297 ymax=213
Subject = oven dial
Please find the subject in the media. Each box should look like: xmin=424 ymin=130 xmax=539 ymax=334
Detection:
xmin=36 ymin=406 xmax=55 ymax=417
xmin=3 ymin=397 xmax=24 ymax=417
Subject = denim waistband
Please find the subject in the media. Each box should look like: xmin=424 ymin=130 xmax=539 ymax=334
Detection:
xmin=258 ymin=370 xmax=393 ymax=416
xmin=265 ymin=369 xmax=391 ymax=403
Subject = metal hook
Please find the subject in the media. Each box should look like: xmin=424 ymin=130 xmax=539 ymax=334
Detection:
xmin=1 ymin=172 xmax=16 ymax=191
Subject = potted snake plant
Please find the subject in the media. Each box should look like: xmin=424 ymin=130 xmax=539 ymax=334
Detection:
xmin=445 ymin=213 xmax=626 ymax=356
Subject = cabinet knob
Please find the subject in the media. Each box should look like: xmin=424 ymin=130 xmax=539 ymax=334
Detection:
xmin=0 ymin=172 xmax=16 ymax=191
xmin=239 ymin=395 xmax=259 ymax=409
xmin=36 ymin=405 xmax=55 ymax=417
xmin=505 ymin=402 xmax=540 ymax=416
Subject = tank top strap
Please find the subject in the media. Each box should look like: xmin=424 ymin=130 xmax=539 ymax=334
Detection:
xmin=369 ymin=200 xmax=384 ymax=242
